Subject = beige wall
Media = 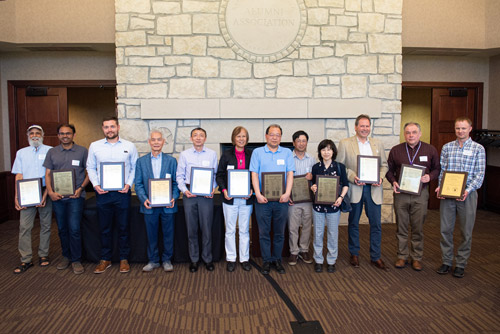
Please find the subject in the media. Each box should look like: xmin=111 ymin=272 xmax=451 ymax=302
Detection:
xmin=68 ymin=87 xmax=116 ymax=150
xmin=403 ymin=0 xmax=500 ymax=49
xmin=401 ymin=89 xmax=431 ymax=144
xmin=0 ymin=51 xmax=116 ymax=171
xmin=402 ymin=55 xmax=490 ymax=126
xmin=0 ymin=0 xmax=115 ymax=44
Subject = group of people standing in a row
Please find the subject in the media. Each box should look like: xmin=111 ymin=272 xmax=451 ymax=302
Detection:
xmin=12 ymin=114 xmax=485 ymax=279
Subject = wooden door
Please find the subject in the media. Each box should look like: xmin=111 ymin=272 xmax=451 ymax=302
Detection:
xmin=429 ymin=87 xmax=480 ymax=209
xmin=15 ymin=86 xmax=68 ymax=150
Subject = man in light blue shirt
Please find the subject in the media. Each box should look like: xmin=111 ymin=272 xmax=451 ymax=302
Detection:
xmin=86 ymin=116 xmax=138 ymax=274
xmin=12 ymin=125 xmax=53 ymax=274
xmin=176 ymin=128 xmax=218 ymax=273
xmin=250 ymin=124 xmax=295 ymax=275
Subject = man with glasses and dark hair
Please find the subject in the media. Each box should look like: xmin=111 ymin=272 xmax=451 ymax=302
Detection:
xmin=250 ymin=124 xmax=295 ymax=274
xmin=87 ymin=116 xmax=138 ymax=274
xmin=44 ymin=124 xmax=89 ymax=274
xmin=12 ymin=125 xmax=53 ymax=274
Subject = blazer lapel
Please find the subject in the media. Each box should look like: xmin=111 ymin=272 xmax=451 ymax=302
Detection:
xmin=351 ymin=136 xmax=360 ymax=156
xmin=369 ymin=138 xmax=379 ymax=155
xmin=146 ymin=155 xmax=154 ymax=178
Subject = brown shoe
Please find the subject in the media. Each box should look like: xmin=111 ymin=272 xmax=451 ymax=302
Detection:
xmin=288 ymin=254 xmax=298 ymax=266
xmin=412 ymin=260 xmax=423 ymax=271
xmin=299 ymin=252 xmax=313 ymax=264
xmin=120 ymin=259 xmax=130 ymax=273
xmin=371 ymin=259 xmax=388 ymax=271
xmin=72 ymin=262 xmax=85 ymax=275
xmin=94 ymin=260 xmax=111 ymax=274
xmin=350 ymin=255 xmax=360 ymax=268
xmin=395 ymin=259 xmax=407 ymax=269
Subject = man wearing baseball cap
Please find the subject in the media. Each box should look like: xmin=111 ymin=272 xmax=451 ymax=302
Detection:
xmin=12 ymin=125 xmax=53 ymax=274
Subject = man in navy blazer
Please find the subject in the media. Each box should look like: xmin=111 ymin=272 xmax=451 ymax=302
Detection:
xmin=135 ymin=130 xmax=179 ymax=272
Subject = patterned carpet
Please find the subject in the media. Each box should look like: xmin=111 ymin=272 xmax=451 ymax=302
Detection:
xmin=0 ymin=209 xmax=499 ymax=334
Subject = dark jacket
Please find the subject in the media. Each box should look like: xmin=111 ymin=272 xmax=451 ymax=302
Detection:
xmin=216 ymin=146 xmax=254 ymax=205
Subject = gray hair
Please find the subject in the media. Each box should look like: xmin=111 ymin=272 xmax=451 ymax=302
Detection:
xmin=403 ymin=122 xmax=422 ymax=132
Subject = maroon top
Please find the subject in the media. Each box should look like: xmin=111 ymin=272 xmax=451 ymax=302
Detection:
xmin=386 ymin=141 xmax=440 ymax=186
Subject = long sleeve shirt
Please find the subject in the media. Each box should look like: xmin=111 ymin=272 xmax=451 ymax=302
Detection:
xmin=438 ymin=138 xmax=485 ymax=193
xmin=176 ymin=145 xmax=218 ymax=193
xmin=86 ymin=137 xmax=138 ymax=188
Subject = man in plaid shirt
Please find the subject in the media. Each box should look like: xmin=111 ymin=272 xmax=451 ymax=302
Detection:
xmin=436 ymin=117 xmax=485 ymax=278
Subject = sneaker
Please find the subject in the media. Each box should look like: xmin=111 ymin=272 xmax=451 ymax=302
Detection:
xmin=143 ymin=262 xmax=160 ymax=272
xmin=288 ymin=254 xmax=298 ymax=266
xmin=273 ymin=260 xmax=286 ymax=274
xmin=327 ymin=264 xmax=336 ymax=273
xmin=94 ymin=260 xmax=111 ymax=274
xmin=120 ymin=259 xmax=130 ymax=273
xmin=72 ymin=262 xmax=85 ymax=275
xmin=299 ymin=252 xmax=313 ymax=264
xmin=57 ymin=257 xmax=70 ymax=270
xmin=453 ymin=267 xmax=465 ymax=278
xmin=163 ymin=261 xmax=173 ymax=272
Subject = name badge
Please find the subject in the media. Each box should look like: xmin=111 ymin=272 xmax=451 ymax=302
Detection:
xmin=202 ymin=160 xmax=210 ymax=167
xmin=72 ymin=160 xmax=80 ymax=166
xmin=463 ymin=150 xmax=473 ymax=156
xmin=165 ymin=173 xmax=171 ymax=178
xmin=227 ymin=165 xmax=235 ymax=170
xmin=419 ymin=156 xmax=428 ymax=162
xmin=277 ymin=159 xmax=285 ymax=166
xmin=38 ymin=154 xmax=46 ymax=160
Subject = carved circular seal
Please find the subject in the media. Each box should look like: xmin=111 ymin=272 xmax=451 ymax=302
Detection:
xmin=219 ymin=0 xmax=307 ymax=63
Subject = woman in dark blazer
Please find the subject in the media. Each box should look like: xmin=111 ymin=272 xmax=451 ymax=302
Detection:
xmin=216 ymin=126 xmax=253 ymax=272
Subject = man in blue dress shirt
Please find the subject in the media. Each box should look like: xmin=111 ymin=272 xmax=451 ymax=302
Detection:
xmin=86 ymin=116 xmax=138 ymax=274
xmin=135 ymin=130 xmax=179 ymax=272
xmin=12 ymin=125 xmax=53 ymax=274
xmin=176 ymin=128 xmax=218 ymax=272
xmin=250 ymin=124 xmax=295 ymax=275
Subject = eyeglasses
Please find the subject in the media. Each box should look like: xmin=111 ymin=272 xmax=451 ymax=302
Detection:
xmin=58 ymin=132 xmax=73 ymax=136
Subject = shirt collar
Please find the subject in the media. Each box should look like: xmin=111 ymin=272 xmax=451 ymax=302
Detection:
xmin=192 ymin=145 xmax=206 ymax=153
xmin=293 ymin=150 xmax=310 ymax=160
xmin=264 ymin=144 xmax=282 ymax=153
xmin=58 ymin=144 xmax=75 ymax=152
xmin=454 ymin=137 xmax=472 ymax=147
xmin=104 ymin=137 xmax=121 ymax=145
xmin=151 ymin=152 xmax=162 ymax=160
xmin=356 ymin=136 xmax=370 ymax=144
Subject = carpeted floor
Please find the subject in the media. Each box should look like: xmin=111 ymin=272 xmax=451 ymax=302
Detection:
xmin=0 ymin=209 xmax=499 ymax=334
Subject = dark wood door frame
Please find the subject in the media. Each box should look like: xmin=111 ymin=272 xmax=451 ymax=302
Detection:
xmin=8 ymin=80 xmax=116 ymax=165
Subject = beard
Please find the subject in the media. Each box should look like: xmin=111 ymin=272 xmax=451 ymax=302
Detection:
xmin=28 ymin=137 xmax=43 ymax=147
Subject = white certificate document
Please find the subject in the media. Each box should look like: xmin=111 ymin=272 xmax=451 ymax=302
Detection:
xmin=18 ymin=180 xmax=42 ymax=207
xmin=359 ymin=156 xmax=379 ymax=183
xmin=101 ymin=163 xmax=124 ymax=190
xmin=228 ymin=170 xmax=250 ymax=197
xmin=191 ymin=168 xmax=213 ymax=195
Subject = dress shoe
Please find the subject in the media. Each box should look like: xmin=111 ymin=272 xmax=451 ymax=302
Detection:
xmin=371 ymin=259 xmax=388 ymax=271
xmin=350 ymin=255 xmax=360 ymax=268
xmin=436 ymin=264 xmax=451 ymax=275
xmin=205 ymin=262 xmax=215 ymax=271
xmin=299 ymin=252 xmax=313 ymax=264
xmin=241 ymin=262 xmax=252 ymax=271
xmin=314 ymin=263 xmax=323 ymax=273
xmin=94 ymin=260 xmax=111 ymax=274
xmin=453 ymin=267 xmax=465 ymax=278
xmin=412 ymin=260 xmax=423 ymax=271
xmin=57 ymin=257 xmax=70 ymax=270
xmin=327 ymin=264 xmax=336 ymax=273
xmin=261 ymin=262 xmax=271 ymax=275
xmin=226 ymin=261 xmax=236 ymax=272
xmin=273 ymin=260 xmax=286 ymax=274
xmin=288 ymin=254 xmax=298 ymax=266
xmin=395 ymin=259 xmax=407 ymax=269
xmin=120 ymin=259 xmax=130 ymax=273
xmin=189 ymin=262 xmax=199 ymax=273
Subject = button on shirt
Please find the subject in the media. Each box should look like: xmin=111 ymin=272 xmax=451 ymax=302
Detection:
xmin=151 ymin=153 xmax=162 ymax=179
xmin=439 ymin=138 xmax=485 ymax=193
xmin=86 ymin=137 xmax=138 ymax=187
xmin=292 ymin=151 xmax=316 ymax=176
xmin=357 ymin=137 xmax=373 ymax=156
xmin=176 ymin=146 xmax=218 ymax=193
xmin=12 ymin=144 xmax=52 ymax=186
xmin=249 ymin=145 xmax=295 ymax=186
xmin=43 ymin=144 xmax=88 ymax=197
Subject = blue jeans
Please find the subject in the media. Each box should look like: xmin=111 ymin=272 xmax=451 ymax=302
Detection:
xmin=96 ymin=191 xmax=131 ymax=261
xmin=254 ymin=201 xmax=288 ymax=262
xmin=348 ymin=185 xmax=382 ymax=261
xmin=52 ymin=197 xmax=84 ymax=263
xmin=312 ymin=210 xmax=340 ymax=265
xmin=144 ymin=208 xmax=175 ymax=264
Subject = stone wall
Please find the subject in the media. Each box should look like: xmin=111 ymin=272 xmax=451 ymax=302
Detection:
xmin=115 ymin=0 xmax=402 ymax=223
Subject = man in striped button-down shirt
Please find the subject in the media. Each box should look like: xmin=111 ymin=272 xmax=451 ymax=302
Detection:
xmin=436 ymin=117 xmax=485 ymax=278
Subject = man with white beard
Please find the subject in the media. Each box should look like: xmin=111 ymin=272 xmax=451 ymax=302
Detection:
xmin=12 ymin=125 xmax=53 ymax=274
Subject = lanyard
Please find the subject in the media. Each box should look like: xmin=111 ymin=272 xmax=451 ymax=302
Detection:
xmin=406 ymin=142 xmax=421 ymax=165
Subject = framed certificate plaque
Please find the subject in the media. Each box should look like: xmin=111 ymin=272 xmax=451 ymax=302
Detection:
xmin=51 ymin=169 xmax=76 ymax=197
xmin=227 ymin=169 xmax=251 ymax=198
xmin=291 ymin=175 xmax=312 ymax=203
xmin=17 ymin=178 xmax=42 ymax=207
xmin=438 ymin=171 xmax=468 ymax=199
xmin=398 ymin=164 xmax=425 ymax=195
xmin=190 ymin=167 xmax=214 ymax=196
xmin=149 ymin=178 xmax=172 ymax=207
xmin=315 ymin=175 xmax=339 ymax=205
xmin=261 ymin=172 xmax=285 ymax=201
xmin=357 ymin=155 xmax=381 ymax=184
xmin=100 ymin=162 xmax=125 ymax=191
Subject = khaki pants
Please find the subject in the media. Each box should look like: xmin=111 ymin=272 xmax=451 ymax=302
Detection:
xmin=393 ymin=187 xmax=429 ymax=261
xmin=18 ymin=199 xmax=52 ymax=263
xmin=288 ymin=202 xmax=313 ymax=255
